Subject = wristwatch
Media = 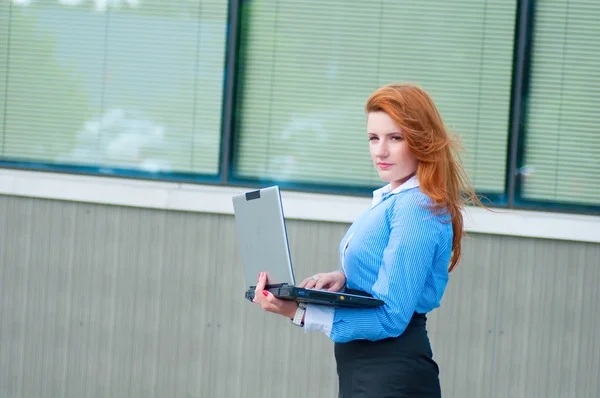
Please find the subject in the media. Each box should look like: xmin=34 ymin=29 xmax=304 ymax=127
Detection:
xmin=291 ymin=303 xmax=307 ymax=327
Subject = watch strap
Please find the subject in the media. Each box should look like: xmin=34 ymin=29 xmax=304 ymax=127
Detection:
xmin=291 ymin=303 xmax=306 ymax=327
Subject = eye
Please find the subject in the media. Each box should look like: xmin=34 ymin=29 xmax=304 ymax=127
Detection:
xmin=368 ymin=136 xmax=379 ymax=141
xmin=391 ymin=136 xmax=404 ymax=141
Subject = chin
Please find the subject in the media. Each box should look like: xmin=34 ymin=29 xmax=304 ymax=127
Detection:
xmin=376 ymin=174 xmax=393 ymax=183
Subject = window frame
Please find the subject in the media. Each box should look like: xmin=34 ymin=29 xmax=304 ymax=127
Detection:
xmin=0 ymin=0 xmax=228 ymax=184
xmin=511 ymin=0 xmax=600 ymax=216
xmin=226 ymin=0 xmax=516 ymax=206
xmin=0 ymin=0 xmax=598 ymax=215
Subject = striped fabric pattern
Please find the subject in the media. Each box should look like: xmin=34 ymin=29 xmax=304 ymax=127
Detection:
xmin=306 ymin=180 xmax=453 ymax=343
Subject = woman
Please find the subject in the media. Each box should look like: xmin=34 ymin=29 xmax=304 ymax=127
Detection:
xmin=253 ymin=82 xmax=481 ymax=397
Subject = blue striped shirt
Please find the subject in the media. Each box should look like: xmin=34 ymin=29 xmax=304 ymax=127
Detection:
xmin=304 ymin=177 xmax=453 ymax=343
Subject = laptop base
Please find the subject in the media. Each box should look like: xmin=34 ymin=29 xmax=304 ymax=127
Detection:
xmin=245 ymin=284 xmax=384 ymax=308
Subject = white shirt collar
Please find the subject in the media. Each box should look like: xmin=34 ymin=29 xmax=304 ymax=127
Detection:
xmin=372 ymin=175 xmax=419 ymax=207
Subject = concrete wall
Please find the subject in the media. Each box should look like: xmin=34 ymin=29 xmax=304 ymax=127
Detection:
xmin=1 ymin=194 xmax=599 ymax=397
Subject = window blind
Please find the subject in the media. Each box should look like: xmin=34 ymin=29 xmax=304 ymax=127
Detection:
xmin=1 ymin=0 xmax=227 ymax=175
xmin=234 ymin=0 xmax=517 ymax=193
xmin=0 ymin=1 xmax=8 ymax=156
xmin=521 ymin=0 xmax=600 ymax=207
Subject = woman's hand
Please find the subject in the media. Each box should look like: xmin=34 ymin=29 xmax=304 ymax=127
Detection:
xmin=253 ymin=272 xmax=299 ymax=319
xmin=298 ymin=271 xmax=346 ymax=292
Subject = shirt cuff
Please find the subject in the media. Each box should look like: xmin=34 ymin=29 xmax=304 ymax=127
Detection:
xmin=303 ymin=304 xmax=334 ymax=337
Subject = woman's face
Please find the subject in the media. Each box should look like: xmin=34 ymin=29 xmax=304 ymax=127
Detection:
xmin=367 ymin=111 xmax=418 ymax=190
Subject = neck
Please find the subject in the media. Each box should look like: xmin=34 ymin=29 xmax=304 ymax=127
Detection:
xmin=391 ymin=171 xmax=416 ymax=190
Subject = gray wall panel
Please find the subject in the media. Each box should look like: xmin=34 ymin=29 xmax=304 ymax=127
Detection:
xmin=491 ymin=237 xmax=600 ymax=398
xmin=1 ymin=195 xmax=599 ymax=398
xmin=427 ymin=233 xmax=502 ymax=398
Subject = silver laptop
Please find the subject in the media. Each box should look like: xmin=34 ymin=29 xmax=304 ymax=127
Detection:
xmin=231 ymin=186 xmax=384 ymax=308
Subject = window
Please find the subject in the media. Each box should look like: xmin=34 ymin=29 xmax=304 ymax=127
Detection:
xmin=0 ymin=0 xmax=228 ymax=176
xmin=232 ymin=0 xmax=518 ymax=196
xmin=519 ymin=0 xmax=600 ymax=208
xmin=0 ymin=5 xmax=7 ymax=155
xmin=2 ymin=1 xmax=599 ymax=215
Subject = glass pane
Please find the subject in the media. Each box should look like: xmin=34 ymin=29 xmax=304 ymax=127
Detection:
xmin=234 ymin=0 xmax=517 ymax=195
xmin=0 ymin=1 xmax=9 ymax=153
xmin=521 ymin=0 xmax=600 ymax=207
xmin=2 ymin=0 xmax=227 ymax=176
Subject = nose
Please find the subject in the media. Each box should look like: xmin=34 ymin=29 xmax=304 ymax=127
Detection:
xmin=375 ymin=140 xmax=389 ymax=159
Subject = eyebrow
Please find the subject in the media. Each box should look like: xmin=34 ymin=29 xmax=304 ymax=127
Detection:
xmin=367 ymin=131 xmax=403 ymax=135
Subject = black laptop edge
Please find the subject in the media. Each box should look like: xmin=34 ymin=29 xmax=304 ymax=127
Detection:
xmin=245 ymin=284 xmax=384 ymax=308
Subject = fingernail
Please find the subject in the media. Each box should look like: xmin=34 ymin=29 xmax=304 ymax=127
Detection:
xmin=262 ymin=291 xmax=268 ymax=297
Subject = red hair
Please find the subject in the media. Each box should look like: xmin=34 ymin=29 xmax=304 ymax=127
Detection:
xmin=365 ymin=83 xmax=482 ymax=272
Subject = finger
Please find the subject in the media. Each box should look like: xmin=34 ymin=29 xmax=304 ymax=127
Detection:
xmin=255 ymin=272 xmax=267 ymax=290
xmin=298 ymin=278 xmax=310 ymax=288
xmin=254 ymin=288 xmax=269 ymax=306
xmin=260 ymin=291 xmax=280 ymax=312
xmin=254 ymin=272 xmax=267 ymax=304
xmin=300 ymin=274 xmax=319 ymax=288
xmin=304 ymin=279 xmax=318 ymax=289
xmin=261 ymin=292 xmax=293 ymax=316
xmin=328 ymin=280 xmax=345 ymax=292
xmin=314 ymin=277 xmax=331 ymax=290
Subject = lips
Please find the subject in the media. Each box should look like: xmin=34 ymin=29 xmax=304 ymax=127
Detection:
xmin=377 ymin=162 xmax=393 ymax=170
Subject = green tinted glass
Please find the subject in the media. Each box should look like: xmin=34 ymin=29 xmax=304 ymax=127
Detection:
xmin=521 ymin=0 xmax=600 ymax=206
xmin=234 ymin=0 xmax=517 ymax=193
xmin=1 ymin=0 xmax=227 ymax=175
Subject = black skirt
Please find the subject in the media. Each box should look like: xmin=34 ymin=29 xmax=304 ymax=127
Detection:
xmin=334 ymin=313 xmax=441 ymax=398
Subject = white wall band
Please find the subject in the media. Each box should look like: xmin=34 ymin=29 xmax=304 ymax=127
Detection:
xmin=0 ymin=169 xmax=598 ymax=244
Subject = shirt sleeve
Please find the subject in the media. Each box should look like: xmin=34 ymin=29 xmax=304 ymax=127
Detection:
xmin=303 ymin=304 xmax=335 ymax=336
xmin=328 ymin=197 xmax=442 ymax=343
